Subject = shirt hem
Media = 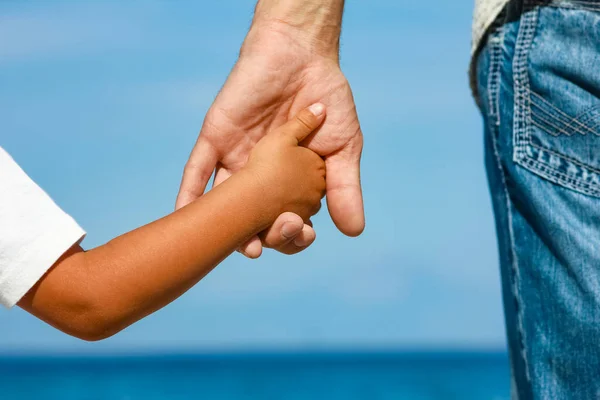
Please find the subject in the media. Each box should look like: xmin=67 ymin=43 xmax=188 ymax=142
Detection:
xmin=0 ymin=218 xmax=86 ymax=308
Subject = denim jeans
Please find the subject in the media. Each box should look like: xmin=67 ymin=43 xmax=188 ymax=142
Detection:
xmin=477 ymin=0 xmax=600 ymax=398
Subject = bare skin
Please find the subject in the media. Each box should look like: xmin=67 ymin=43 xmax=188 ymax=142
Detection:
xmin=176 ymin=0 xmax=364 ymax=259
xmin=19 ymin=105 xmax=327 ymax=342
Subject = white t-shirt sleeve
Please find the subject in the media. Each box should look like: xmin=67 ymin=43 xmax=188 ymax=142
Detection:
xmin=0 ymin=147 xmax=86 ymax=308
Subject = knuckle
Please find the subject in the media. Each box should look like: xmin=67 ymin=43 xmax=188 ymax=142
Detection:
xmin=261 ymin=238 xmax=276 ymax=249
xmin=268 ymin=235 xmax=289 ymax=249
xmin=295 ymin=113 xmax=315 ymax=132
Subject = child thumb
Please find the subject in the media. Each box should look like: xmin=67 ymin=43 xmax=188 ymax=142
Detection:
xmin=282 ymin=103 xmax=326 ymax=144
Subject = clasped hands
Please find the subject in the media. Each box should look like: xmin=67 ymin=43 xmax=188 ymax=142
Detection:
xmin=175 ymin=22 xmax=365 ymax=257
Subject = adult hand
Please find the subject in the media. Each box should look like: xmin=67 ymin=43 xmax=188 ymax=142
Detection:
xmin=176 ymin=19 xmax=364 ymax=258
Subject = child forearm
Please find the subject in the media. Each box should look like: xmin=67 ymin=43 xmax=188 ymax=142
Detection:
xmin=18 ymin=103 xmax=327 ymax=342
xmin=19 ymin=170 xmax=276 ymax=341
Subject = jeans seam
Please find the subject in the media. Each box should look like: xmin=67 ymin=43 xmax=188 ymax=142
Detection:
xmin=513 ymin=6 xmax=538 ymax=162
xmin=487 ymin=24 xmax=532 ymax=388
xmin=488 ymin=35 xmax=503 ymax=128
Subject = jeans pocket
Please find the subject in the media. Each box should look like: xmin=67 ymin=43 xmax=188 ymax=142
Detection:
xmin=513 ymin=3 xmax=600 ymax=197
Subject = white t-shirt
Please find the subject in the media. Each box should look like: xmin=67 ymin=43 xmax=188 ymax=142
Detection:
xmin=0 ymin=147 xmax=85 ymax=308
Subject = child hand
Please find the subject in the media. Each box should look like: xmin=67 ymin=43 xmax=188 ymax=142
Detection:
xmin=245 ymin=103 xmax=327 ymax=222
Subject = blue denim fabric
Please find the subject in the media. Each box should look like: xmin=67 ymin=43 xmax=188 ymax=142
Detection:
xmin=477 ymin=1 xmax=600 ymax=398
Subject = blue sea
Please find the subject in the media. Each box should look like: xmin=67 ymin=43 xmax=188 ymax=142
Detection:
xmin=0 ymin=352 xmax=510 ymax=400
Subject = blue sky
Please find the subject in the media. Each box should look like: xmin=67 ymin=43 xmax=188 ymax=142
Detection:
xmin=0 ymin=1 xmax=504 ymax=353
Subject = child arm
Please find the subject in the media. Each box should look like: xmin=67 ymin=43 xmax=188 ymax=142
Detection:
xmin=18 ymin=105 xmax=327 ymax=341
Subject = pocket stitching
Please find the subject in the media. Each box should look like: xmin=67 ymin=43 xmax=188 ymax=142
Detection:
xmin=531 ymin=114 xmax=577 ymax=137
xmin=521 ymin=154 xmax=600 ymax=196
xmin=530 ymin=91 xmax=600 ymax=136
xmin=513 ymin=5 xmax=539 ymax=161
xmin=513 ymin=3 xmax=600 ymax=197
xmin=529 ymin=138 xmax=600 ymax=175
xmin=576 ymin=104 xmax=600 ymax=130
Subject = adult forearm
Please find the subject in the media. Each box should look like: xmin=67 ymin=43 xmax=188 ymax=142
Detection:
xmin=248 ymin=0 xmax=345 ymax=58
xmin=20 ymin=171 xmax=275 ymax=341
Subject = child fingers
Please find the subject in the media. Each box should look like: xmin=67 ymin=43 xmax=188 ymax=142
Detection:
xmin=283 ymin=103 xmax=326 ymax=144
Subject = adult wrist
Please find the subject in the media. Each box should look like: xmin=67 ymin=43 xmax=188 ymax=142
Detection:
xmin=244 ymin=0 xmax=343 ymax=61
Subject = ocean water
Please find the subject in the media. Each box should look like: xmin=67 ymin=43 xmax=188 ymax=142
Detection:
xmin=0 ymin=352 xmax=510 ymax=400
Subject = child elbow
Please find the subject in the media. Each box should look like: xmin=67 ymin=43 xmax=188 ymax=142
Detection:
xmin=73 ymin=324 xmax=121 ymax=342
xmin=60 ymin=305 xmax=127 ymax=342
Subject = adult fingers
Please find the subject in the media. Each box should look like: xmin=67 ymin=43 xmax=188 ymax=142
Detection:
xmin=175 ymin=137 xmax=218 ymax=210
xmin=238 ymin=236 xmax=263 ymax=259
xmin=275 ymin=224 xmax=317 ymax=255
xmin=241 ymin=213 xmax=315 ymax=258
xmin=260 ymin=212 xmax=305 ymax=249
xmin=260 ymin=213 xmax=317 ymax=255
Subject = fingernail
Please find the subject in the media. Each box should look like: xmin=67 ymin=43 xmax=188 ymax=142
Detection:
xmin=308 ymin=103 xmax=325 ymax=117
xmin=282 ymin=223 xmax=300 ymax=239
